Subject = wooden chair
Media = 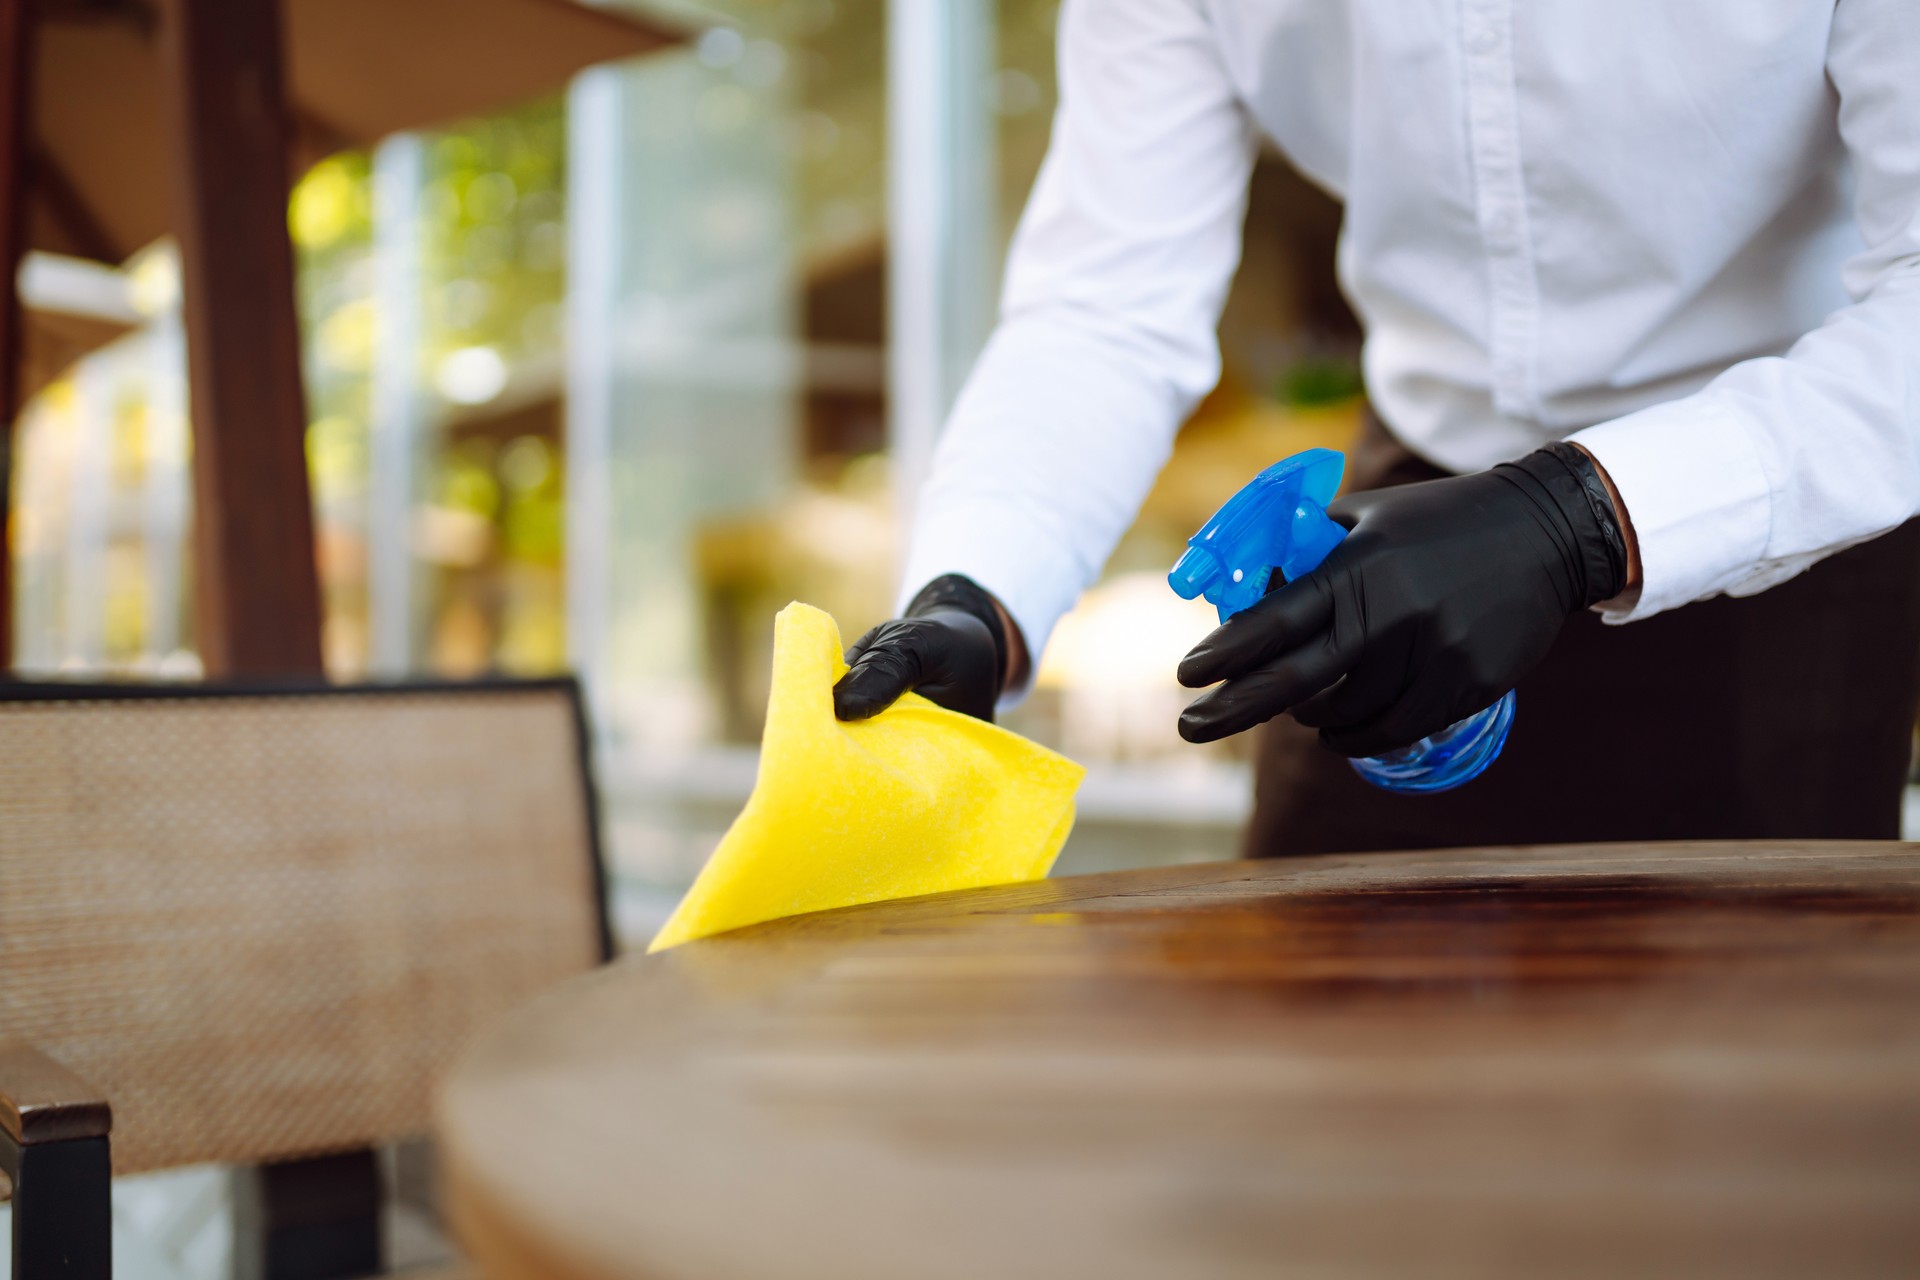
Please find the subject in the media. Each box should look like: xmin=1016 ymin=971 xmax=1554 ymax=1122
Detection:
xmin=0 ymin=679 xmax=612 ymax=1279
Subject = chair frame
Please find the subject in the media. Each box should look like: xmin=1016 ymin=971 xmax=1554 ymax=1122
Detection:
xmin=0 ymin=676 xmax=614 ymax=1279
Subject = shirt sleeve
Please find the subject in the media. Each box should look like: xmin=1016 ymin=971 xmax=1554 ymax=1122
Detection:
xmin=1571 ymin=0 xmax=1920 ymax=623
xmin=895 ymin=0 xmax=1256 ymax=679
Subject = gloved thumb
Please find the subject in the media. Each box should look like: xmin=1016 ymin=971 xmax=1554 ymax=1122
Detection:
xmin=833 ymin=640 xmax=921 ymax=721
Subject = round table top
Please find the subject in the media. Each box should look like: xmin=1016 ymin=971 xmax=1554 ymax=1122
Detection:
xmin=437 ymin=842 xmax=1920 ymax=1280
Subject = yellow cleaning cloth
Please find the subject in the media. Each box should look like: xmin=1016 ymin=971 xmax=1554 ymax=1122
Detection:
xmin=650 ymin=602 xmax=1085 ymax=951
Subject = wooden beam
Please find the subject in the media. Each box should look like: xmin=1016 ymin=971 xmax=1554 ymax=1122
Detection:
xmin=26 ymin=143 xmax=122 ymax=267
xmin=0 ymin=0 xmax=33 ymax=673
xmin=157 ymin=0 xmax=325 ymax=677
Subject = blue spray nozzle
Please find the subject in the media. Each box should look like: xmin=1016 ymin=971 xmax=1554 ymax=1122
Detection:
xmin=1168 ymin=447 xmax=1348 ymax=622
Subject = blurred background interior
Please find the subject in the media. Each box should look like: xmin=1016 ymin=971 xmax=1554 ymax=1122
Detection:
xmin=12 ymin=0 xmax=1385 ymax=949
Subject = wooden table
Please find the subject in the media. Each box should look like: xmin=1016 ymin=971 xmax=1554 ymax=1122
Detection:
xmin=437 ymin=842 xmax=1920 ymax=1279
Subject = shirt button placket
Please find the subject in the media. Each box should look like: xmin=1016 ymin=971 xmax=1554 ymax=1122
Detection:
xmin=1461 ymin=0 xmax=1540 ymax=423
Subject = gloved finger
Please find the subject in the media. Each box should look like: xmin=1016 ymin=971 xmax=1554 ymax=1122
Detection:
xmin=833 ymin=640 xmax=923 ymax=721
xmin=1322 ymin=486 xmax=1388 ymax=531
xmin=1318 ymin=688 xmax=1457 ymax=759
xmin=1177 ymin=572 xmax=1336 ymax=688
xmin=842 ymin=624 xmax=886 ymax=665
xmin=1177 ymin=633 xmax=1351 ymax=744
xmin=1289 ymin=651 xmax=1405 ymax=732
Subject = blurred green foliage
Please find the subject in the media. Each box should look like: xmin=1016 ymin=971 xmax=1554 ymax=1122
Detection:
xmin=1276 ymin=355 xmax=1366 ymax=408
xmin=421 ymin=100 xmax=570 ymax=363
xmin=292 ymin=152 xmax=375 ymax=507
xmin=500 ymin=436 xmax=566 ymax=565
xmin=288 ymin=98 xmax=572 ymax=675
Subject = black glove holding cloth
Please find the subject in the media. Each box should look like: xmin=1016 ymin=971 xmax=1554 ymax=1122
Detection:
xmin=1178 ymin=442 xmax=1629 ymax=755
xmin=833 ymin=574 xmax=1009 ymax=723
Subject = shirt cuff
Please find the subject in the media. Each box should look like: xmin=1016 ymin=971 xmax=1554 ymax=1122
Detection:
xmin=1570 ymin=397 xmax=1775 ymax=624
xmin=896 ymin=497 xmax=1085 ymax=702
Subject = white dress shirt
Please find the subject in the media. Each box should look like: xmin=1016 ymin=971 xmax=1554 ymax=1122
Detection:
xmin=898 ymin=0 xmax=1920 ymax=675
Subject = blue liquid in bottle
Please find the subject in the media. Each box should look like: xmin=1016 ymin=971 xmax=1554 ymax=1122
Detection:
xmin=1168 ymin=448 xmax=1514 ymax=795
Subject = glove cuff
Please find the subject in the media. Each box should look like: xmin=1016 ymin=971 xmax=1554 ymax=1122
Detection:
xmin=904 ymin=573 xmax=1009 ymax=697
xmin=1498 ymin=444 xmax=1630 ymax=610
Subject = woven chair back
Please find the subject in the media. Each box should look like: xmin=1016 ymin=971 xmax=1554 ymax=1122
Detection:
xmin=0 ymin=681 xmax=608 ymax=1175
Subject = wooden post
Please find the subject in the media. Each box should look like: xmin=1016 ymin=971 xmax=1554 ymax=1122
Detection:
xmin=0 ymin=0 xmax=32 ymax=672
xmin=157 ymin=0 xmax=325 ymax=677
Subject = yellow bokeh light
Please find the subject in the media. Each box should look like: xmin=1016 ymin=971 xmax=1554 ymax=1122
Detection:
xmin=290 ymin=158 xmax=362 ymax=250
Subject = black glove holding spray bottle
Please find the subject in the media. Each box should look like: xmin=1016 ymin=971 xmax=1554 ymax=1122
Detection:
xmin=1178 ymin=442 xmax=1630 ymax=755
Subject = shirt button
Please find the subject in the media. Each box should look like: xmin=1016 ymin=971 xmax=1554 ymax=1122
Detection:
xmin=1468 ymin=24 xmax=1501 ymax=54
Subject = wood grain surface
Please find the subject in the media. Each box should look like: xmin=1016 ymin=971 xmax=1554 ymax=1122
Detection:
xmin=437 ymin=842 xmax=1920 ymax=1280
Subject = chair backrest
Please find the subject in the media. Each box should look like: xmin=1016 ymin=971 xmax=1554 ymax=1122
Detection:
xmin=0 ymin=679 xmax=609 ymax=1175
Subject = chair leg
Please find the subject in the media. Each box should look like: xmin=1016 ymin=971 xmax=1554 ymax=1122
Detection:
xmin=234 ymin=1149 xmax=382 ymax=1280
xmin=3 ymin=1133 xmax=112 ymax=1280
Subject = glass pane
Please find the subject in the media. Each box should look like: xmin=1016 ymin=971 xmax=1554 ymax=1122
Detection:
xmin=415 ymin=102 xmax=573 ymax=679
xmin=11 ymin=246 xmax=195 ymax=678
xmin=292 ymin=153 xmax=377 ymax=677
xmin=561 ymin=2 xmax=894 ymax=915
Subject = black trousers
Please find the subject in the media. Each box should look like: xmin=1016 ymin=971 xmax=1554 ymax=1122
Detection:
xmin=1244 ymin=415 xmax=1920 ymax=857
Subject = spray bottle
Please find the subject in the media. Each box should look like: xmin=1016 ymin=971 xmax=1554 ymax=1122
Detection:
xmin=1168 ymin=447 xmax=1514 ymax=794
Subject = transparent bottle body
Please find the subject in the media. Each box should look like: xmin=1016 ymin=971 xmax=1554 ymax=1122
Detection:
xmin=1345 ymin=690 xmax=1516 ymax=794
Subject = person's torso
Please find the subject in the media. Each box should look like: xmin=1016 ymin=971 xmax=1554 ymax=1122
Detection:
xmin=1204 ymin=0 xmax=1860 ymax=469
